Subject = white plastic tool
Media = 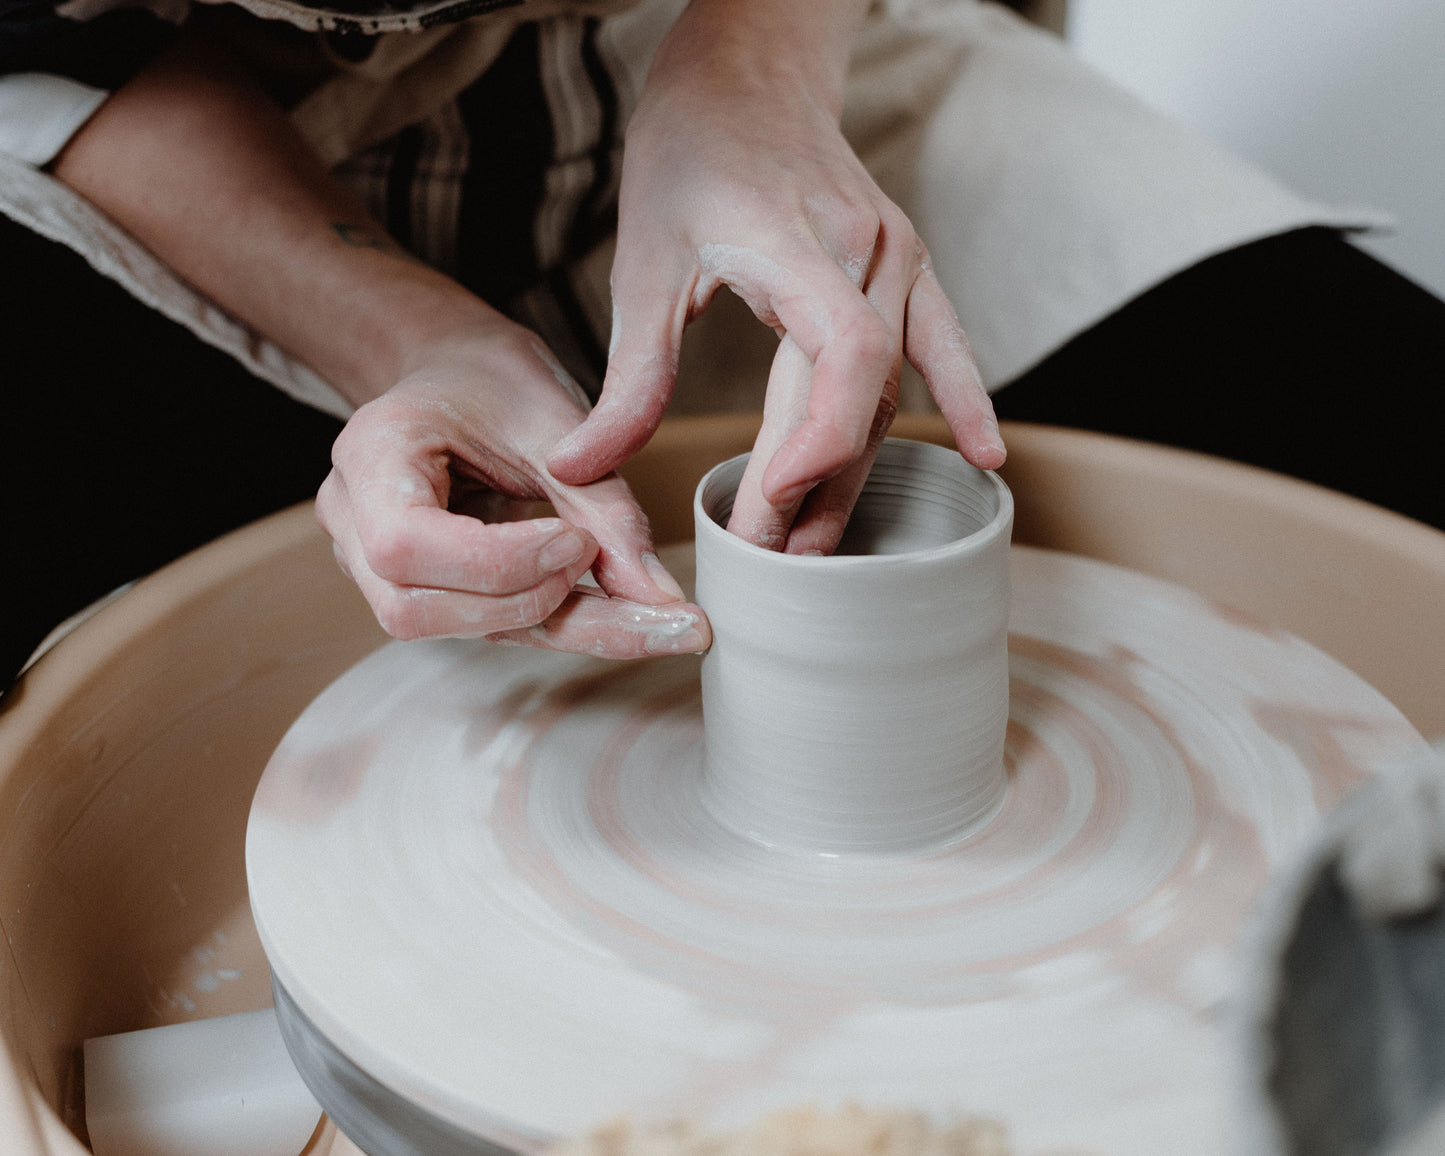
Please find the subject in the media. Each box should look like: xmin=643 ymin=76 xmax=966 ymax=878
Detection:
xmin=84 ymin=1007 xmax=322 ymax=1156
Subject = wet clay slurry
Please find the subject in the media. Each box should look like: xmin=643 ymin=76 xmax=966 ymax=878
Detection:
xmin=247 ymin=542 xmax=1426 ymax=1156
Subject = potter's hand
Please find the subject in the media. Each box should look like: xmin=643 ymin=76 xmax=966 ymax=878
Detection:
xmin=49 ymin=31 xmax=704 ymax=660
xmin=548 ymin=0 xmax=1005 ymax=553
xmin=317 ymin=330 xmax=709 ymax=657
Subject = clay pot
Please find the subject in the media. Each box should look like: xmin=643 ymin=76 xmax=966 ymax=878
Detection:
xmin=694 ymin=439 xmax=1013 ymax=854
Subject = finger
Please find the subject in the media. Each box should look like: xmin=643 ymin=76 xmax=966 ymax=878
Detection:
xmin=780 ymin=452 xmax=874 ymax=556
xmin=547 ymin=248 xmax=690 ymax=486
xmin=358 ymin=504 xmax=598 ymax=595
xmin=724 ymin=335 xmax=812 ymax=549
xmin=328 ymin=496 xmax=601 ymax=641
xmin=333 ymin=421 xmax=596 ymax=594
xmin=543 ymin=468 xmax=688 ymax=607
xmin=905 ymin=261 xmax=1006 ymax=470
xmin=486 ymin=586 xmax=711 ymax=658
xmin=775 ymin=231 xmax=909 ymax=553
xmin=757 ymin=209 xmax=901 ymax=551
xmin=748 ymin=250 xmax=897 ymax=507
xmin=780 ymin=391 xmax=893 ymax=556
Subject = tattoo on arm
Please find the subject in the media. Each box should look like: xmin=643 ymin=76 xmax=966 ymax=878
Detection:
xmin=331 ymin=222 xmax=411 ymax=258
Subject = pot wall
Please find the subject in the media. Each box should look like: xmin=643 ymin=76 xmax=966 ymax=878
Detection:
xmin=694 ymin=440 xmax=1013 ymax=854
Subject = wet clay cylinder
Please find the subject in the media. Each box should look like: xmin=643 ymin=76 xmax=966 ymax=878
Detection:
xmin=693 ymin=438 xmax=1014 ymax=854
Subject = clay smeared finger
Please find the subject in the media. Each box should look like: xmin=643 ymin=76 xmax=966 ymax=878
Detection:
xmin=905 ymin=262 xmax=1005 ymax=470
xmin=781 ymin=425 xmax=885 ymax=556
xmin=753 ymin=263 xmax=897 ymax=508
xmin=485 ymin=586 xmax=711 ymax=658
xmin=726 ymin=335 xmax=812 ymax=549
xmin=328 ymin=499 xmax=599 ymax=641
xmin=744 ymin=218 xmax=910 ymax=552
xmin=546 ymin=470 xmax=686 ymax=607
xmin=355 ymin=563 xmax=599 ymax=642
xmin=357 ymin=505 xmax=599 ymax=596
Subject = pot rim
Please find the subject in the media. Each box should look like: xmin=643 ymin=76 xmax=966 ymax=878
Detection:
xmin=693 ymin=437 xmax=1014 ymax=569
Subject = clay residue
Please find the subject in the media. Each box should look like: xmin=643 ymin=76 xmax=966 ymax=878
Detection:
xmin=1250 ymin=701 xmax=1418 ymax=810
xmin=252 ymin=732 xmax=381 ymax=824
xmin=484 ymin=631 xmax=1270 ymax=1020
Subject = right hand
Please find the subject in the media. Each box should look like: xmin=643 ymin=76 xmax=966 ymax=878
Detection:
xmin=316 ymin=324 xmax=709 ymax=658
xmin=546 ymin=0 xmax=1005 ymax=556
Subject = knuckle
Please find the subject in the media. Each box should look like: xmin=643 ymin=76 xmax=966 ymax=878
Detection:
xmin=492 ymin=583 xmax=558 ymax=633
xmin=328 ymin=424 xmax=362 ymax=470
xmin=834 ymin=202 xmax=882 ymax=255
xmin=373 ymin=588 xmax=425 ymax=642
xmin=314 ymin=480 xmax=339 ymax=533
xmin=869 ymin=391 xmax=900 ymax=447
xmin=362 ymin=527 xmax=418 ymax=585
xmin=518 ymin=580 xmax=565 ymax=627
xmin=845 ymin=311 xmax=898 ymax=370
xmin=877 ymin=200 xmax=916 ymax=246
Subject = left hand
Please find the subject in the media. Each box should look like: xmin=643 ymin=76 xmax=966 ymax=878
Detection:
xmin=547 ymin=0 xmax=1005 ymax=553
xmin=317 ymin=327 xmax=710 ymax=658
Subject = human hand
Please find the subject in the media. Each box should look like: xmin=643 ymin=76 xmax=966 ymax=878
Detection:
xmin=45 ymin=28 xmax=704 ymax=657
xmin=547 ymin=0 xmax=1005 ymax=554
xmin=316 ymin=326 xmax=709 ymax=658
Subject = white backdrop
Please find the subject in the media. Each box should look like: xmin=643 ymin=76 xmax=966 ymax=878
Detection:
xmin=1066 ymin=0 xmax=1445 ymax=299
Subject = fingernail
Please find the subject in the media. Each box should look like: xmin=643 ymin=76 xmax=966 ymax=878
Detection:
xmin=638 ymin=607 xmax=710 ymax=655
xmin=538 ymin=529 xmax=589 ymax=572
xmin=766 ymin=473 xmax=827 ymax=508
xmin=641 ymin=552 xmax=687 ymax=601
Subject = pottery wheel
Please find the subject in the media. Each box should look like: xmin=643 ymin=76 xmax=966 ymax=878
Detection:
xmin=247 ymin=545 xmax=1425 ymax=1155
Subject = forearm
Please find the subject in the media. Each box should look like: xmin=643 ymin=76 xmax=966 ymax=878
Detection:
xmin=49 ymin=29 xmax=500 ymax=408
xmin=640 ymin=0 xmax=870 ymax=124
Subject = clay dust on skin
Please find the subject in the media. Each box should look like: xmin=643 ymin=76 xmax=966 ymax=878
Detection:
xmin=525 ymin=604 xmax=703 ymax=658
xmin=801 ymin=193 xmax=877 ymax=287
xmin=696 ymin=243 xmax=835 ymax=342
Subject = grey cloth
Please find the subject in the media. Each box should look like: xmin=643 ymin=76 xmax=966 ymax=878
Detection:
xmin=1235 ymin=739 xmax=1445 ymax=1156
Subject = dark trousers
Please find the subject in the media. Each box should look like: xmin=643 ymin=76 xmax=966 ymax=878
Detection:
xmin=2 ymin=216 xmax=344 ymax=683
xmin=994 ymin=227 xmax=1445 ymax=529
xmin=3 ymin=220 xmax=1443 ymax=684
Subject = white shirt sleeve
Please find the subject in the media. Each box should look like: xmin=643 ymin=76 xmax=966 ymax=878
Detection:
xmin=0 ymin=71 xmax=109 ymax=165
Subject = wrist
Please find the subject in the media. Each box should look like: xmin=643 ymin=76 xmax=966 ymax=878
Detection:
xmin=643 ymin=0 xmax=868 ymax=123
xmin=312 ymin=236 xmax=514 ymax=406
